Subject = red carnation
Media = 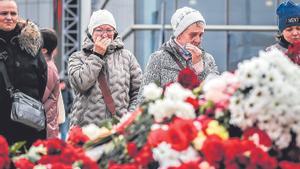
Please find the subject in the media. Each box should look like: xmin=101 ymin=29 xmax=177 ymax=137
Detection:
xmin=177 ymin=68 xmax=201 ymax=90
xmin=134 ymin=144 xmax=153 ymax=166
xmin=201 ymin=135 xmax=224 ymax=164
xmin=0 ymin=135 xmax=10 ymax=169
xmin=195 ymin=115 xmax=212 ymax=131
xmin=32 ymin=139 xmax=44 ymax=147
xmin=185 ymin=97 xmax=200 ymax=110
xmin=147 ymin=128 xmax=169 ymax=147
xmin=168 ymin=158 xmax=201 ymax=169
xmin=38 ymin=155 xmax=62 ymax=165
xmin=242 ymin=127 xmax=272 ymax=150
xmin=45 ymin=138 xmax=66 ymax=155
xmin=249 ymin=147 xmax=277 ymax=169
xmin=166 ymin=118 xmax=198 ymax=151
xmin=127 ymin=142 xmax=138 ymax=157
xmin=14 ymin=158 xmax=35 ymax=169
xmin=167 ymin=126 xmax=190 ymax=151
xmin=67 ymin=126 xmax=90 ymax=147
xmin=171 ymin=118 xmax=198 ymax=141
xmin=223 ymin=139 xmax=252 ymax=163
xmin=279 ymin=161 xmax=300 ymax=169
xmin=48 ymin=163 xmax=72 ymax=169
xmin=108 ymin=161 xmax=139 ymax=169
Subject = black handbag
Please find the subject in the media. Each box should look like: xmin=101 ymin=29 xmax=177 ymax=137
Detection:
xmin=0 ymin=59 xmax=45 ymax=131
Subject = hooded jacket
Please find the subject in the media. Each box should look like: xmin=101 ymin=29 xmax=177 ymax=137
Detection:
xmin=68 ymin=35 xmax=142 ymax=127
xmin=0 ymin=20 xmax=47 ymax=146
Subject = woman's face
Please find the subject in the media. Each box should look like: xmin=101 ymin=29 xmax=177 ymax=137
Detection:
xmin=176 ymin=22 xmax=205 ymax=47
xmin=92 ymin=24 xmax=115 ymax=42
xmin=0 ymin=1 xmax=18 ymax=32
xmin=282 ymin=26 xmax=300 ymax=44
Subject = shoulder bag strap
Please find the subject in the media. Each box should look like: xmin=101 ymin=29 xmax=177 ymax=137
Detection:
xmin=165 ymin=50 xmax=186 ymax=70
xmin=98 ymin=70 xmax=116 ymax=115
xmin=0 ymin=59 xmax=14 ymax=95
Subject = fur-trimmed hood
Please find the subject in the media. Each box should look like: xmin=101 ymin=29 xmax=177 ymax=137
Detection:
xmin=17 ymin=20 xmax=43 ymax=57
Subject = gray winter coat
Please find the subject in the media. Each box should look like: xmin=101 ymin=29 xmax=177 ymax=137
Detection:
xmin=138 ymin=37 xmax=219 ymax=102
xmin=68 ymin=36 xmax=142 ymax=127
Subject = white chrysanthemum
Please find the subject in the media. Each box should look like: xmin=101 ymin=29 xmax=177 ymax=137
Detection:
xmin=174 ymin=101 xmax=196 ymax=120
xmin=203 ymin=76 xmax=227 ymax=93
xmin=142 ymin=83 xmax=163 ymax=101
xmin=27 ymin=145 xmax=47 ymax=162
xmin=236 ymin=58 xmax=269 ymax=89
xmin=33 ymin=165 xmax=47 ymax=169
xmin=148 ymin=97 xmax=195 ymax=122
xmin=274 ymin=131 xmax=291 ymax=149
xmin=229 ymin=48 xmax=300 ymax=149
xmin=148 ymin=99 xmax=177 ymax=122
xmin=151 ymin=124 xmax=169 ymax=131
xmin=152 ymin=142 xmax=181 ymax=169
xmin=82 ymin=123 xmax=109 ymax=140
xmin=152 ymin=143 xmax=200 ymax=169
xmin=178 ymin=146 xmax=199 ymax=163
xmin=164 ymin=83 xmax=194 ymax=101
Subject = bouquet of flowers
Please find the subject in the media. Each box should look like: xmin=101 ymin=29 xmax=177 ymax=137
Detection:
xmin=3 ymin=48 xmax=300 ymax=169
xmin=201 ymin=49 xmax=300 ymax=165
xmin=228 ymin=49 xmax=300 ymax=155
xmin=73 ymin=48 xmax=300 ymax=168
xmin=11 ymin=138 xmax=98 ymax=169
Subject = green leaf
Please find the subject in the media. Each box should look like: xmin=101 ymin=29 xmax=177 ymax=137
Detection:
xmin=10 ymin=141 xmax=27 ymax=154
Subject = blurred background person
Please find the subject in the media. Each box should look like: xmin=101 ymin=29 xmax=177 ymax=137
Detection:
xmin=41 ymin=28 xmax=60 ymax=138
xmin=0 ymin=0 xmax=47 ymax=146
xmin=68 ymin=9 xmax=142 ymax=127
xmin=59 ymin=78 xmax=73 ymax=141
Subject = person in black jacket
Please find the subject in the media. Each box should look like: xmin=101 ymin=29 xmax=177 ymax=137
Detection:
xmin=0 ymin=0 xmax=47 ymax=146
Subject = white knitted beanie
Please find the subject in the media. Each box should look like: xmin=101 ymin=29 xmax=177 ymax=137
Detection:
xmin=88 ymin=9 xmax=116 ymax=35
xmin=171 ymin=7 xmax=206 ymax=37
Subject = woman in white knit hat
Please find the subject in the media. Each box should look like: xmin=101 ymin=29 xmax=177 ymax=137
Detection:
xmin=138 ymin=6 xmax=219 ymax=102
xmin=68 ymin=9 xmax=142 ymax=127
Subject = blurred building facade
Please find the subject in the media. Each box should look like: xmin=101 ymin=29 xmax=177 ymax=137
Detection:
xmin=15 ymin=0 xmax=300 ymax=75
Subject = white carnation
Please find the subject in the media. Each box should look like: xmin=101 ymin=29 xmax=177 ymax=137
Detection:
xmin=152 ymin=142 xmax=181 ymax=169
xmin=164 ymin=83 xmax=194 ymax=101
xmin=82 ymin=123 xmax=106 ymax=140
xmin=148 ymin=99 xmax=176 ymax=122
xmin=143 ymin=83 xmax=163 ymax=101
xmin=174 ymin=101 xmax=196 ymax=120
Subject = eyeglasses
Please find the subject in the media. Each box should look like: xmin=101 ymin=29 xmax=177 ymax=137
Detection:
xmin=94 ymin=29 xmax=115 ymax=34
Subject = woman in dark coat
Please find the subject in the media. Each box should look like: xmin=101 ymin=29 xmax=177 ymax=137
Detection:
xmin=0 ymin=0 xmax=47 ymax=146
